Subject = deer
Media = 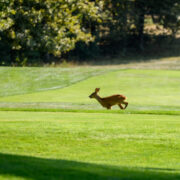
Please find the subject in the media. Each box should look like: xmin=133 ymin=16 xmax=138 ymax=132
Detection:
xmin=89 ymin=88 xmax=128 ymax=110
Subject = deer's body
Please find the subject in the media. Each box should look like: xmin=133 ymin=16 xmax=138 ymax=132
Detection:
xmin=89 ymin=88 xmax=128 ymax=110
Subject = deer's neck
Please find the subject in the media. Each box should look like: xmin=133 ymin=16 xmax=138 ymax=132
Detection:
xmin=95 ymin=95 xmax=104 ymax=106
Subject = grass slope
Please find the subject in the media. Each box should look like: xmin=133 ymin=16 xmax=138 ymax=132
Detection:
xmin=0 ymin=111 xmax=179 ymax=180
xmin=0 ymin=69 xmax=179 ymax=113
xmin=0 ymin=67 xmax=180 ymax=179
xmin=0 ymin=66 xmax=111 ymax=97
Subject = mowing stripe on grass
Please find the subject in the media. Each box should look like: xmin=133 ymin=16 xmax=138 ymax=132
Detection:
xmin=0 ymin=108 xmax=179 ymax=116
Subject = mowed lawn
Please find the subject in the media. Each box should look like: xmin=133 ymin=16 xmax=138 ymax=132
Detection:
xmin=0 ymin=67 xmax=180 ymax=179
xmin=0 ymin=111 xmax=180 ymax=180
xmin=0 ymin=69 xmax=180 ymax=113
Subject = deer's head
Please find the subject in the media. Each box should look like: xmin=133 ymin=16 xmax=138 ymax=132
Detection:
xmin=89 ymin=88 xmax=100 ymax=98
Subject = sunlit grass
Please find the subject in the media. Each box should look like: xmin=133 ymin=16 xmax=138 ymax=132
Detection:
xmin=0 ymin=111 xmax=179 ymax=180
xmin=0 ymin=69 xmax=179 ymax=113
xmin=0 ymin=66 xmax=179 ymax=179
xmin=0 ymin=66 xmax=111 ymax=97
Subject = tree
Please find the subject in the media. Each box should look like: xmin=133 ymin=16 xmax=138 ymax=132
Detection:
xmin=0 ymin=0 xmax=101 ymax=65
xmin=150 ymin=0 xmax=180 ymax=36
xmin=97 ymin=0 xmax=180 ymax=52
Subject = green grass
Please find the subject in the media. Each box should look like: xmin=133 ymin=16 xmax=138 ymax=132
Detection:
xmin=0 ymin=111 xmax=180 ymax=180
xmin=0 ymin=66 xmax=179 ymax=179
xmin=0 ymin=69 xmax=179 ymax=113
xmin=0 ymin=66 xmax=111 ymax=97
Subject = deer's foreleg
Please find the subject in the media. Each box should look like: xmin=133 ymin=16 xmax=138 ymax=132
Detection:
xmin=106 ymin=105 xmax=111 ymax=110
xmin=122 ymin=101 xmax=128 ymax=109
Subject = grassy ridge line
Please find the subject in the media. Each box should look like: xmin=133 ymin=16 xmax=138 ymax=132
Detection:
xmin=0 ymin=107 xmax=179 ymax=116
xmin=0 ymin=67 xmax=114 ymax=97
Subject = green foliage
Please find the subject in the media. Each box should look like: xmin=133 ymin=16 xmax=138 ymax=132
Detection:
xmin=0 ymin=0 xmax=179 ymax=64
xmin=0 ymin=0 xmax=101 ymax=65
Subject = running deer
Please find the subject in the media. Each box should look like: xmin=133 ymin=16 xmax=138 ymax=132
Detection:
xmin=89 ymin=88 xmax=128 ymax=110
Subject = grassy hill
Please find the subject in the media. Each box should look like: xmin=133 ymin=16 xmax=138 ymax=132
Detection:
xmin=0 ymin=68 xmax=179 ymax=114
xmin=0 ymin=66 xmax=111 ymax=97
xmin=0 ymin=64 xmax=179 ymax=180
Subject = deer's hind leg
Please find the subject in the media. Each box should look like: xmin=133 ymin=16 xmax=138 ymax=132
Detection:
xmin=118 ymin=104 xmax=124 ymax=110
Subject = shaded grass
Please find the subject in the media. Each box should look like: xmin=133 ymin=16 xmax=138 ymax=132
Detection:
xmin=0 ymin=153 xmax=179 ymax=180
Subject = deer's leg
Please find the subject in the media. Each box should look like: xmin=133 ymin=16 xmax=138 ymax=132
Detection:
xmin=122 ymin=101 xmax=128 ymax=109
xmin=118 ymin=104 xmax=124 ymax=109
xmin=106 ymin=105 xmax=111 ymax=110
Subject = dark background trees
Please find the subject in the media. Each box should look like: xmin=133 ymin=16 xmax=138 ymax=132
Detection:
xmin=0 ymin=0 xmax=179 ymax=66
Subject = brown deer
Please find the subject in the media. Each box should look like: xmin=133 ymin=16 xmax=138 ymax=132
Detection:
xmin=89 ymin=88 xmax=128 ymax=110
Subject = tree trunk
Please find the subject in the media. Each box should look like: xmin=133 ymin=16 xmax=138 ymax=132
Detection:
xmin=135 ymin=0 xmax=145 ymax=51
xmin=138 ymin=12 xmax=145 ymax=50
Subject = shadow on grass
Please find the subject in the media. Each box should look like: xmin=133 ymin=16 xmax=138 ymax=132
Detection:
xmin=0 ymin=153 xmax=179 ymax=180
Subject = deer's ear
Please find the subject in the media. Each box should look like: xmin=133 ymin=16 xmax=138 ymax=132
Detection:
xmin=95 ymin=88 xmax=100 ymax=92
